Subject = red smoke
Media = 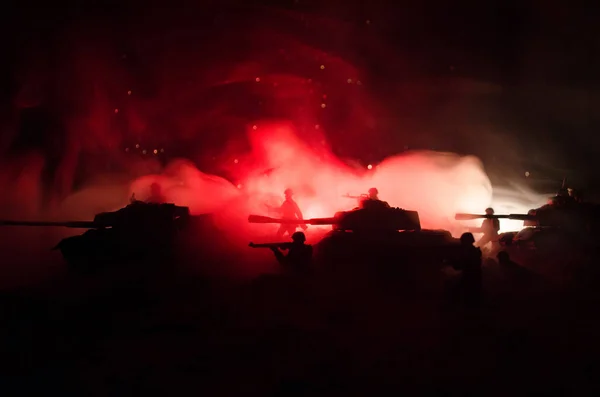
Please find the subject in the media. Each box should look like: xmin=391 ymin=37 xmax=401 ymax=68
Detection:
xmin=0 ymin=5 xmax=551 ymax=269
xmin=0 ymin=129 xmax=546 ymax=288
xmin=0 ymin=5 xmax=557 ymax=289
xmin=120 ymin=121 xmax=495 ymax=242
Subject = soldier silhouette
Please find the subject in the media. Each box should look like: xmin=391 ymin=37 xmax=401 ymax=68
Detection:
xmin=270 ymin=231 xmax=312 ymax=272
xmin=360 ymin=187 xmax=391 ymax=209
xmin=274 ymin=188 xmax=307 ymax=238
xmin=471 ymin=207 xmax=500 ymax=249
xmin=368 ymin=187 xmax=380 ymax=200
xmin=568 ymin=188 xmax=583 ymax=203
xmin=451 ymin=232 xmax=483 ymax=308
xmin=147 ymin=182 xmax=167 ymax=204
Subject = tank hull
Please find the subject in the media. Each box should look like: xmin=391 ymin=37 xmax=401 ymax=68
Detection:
xmin=53 ymin=228 xmax=179 ymax=274
xmin=310 ymin=229 xmax=462 ymax=297
xmin=498 ymin=227 xmax=591 ymax=252
xmin=314 ymin=229 xmax=460 ymax=265
xmin=495 ymin=227 xmax=599 ymax=283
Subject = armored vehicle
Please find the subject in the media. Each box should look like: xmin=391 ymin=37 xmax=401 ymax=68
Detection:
xmin=248 ymin=204 xmax=461 ymax=265
xmin=456 ymin=194 xmax=600 ymax=254
xmin=0 ymin=200 xmax=191 ymax=273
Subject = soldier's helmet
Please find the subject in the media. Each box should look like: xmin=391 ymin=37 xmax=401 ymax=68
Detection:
xmin=291 ymin=231 xmax=306 ymax=243
xmin=460 ymin=232 xmax=476 ymax=245
xmin=485 ymin=207 xmax=494 ymax=214
xmin=284 ymin=188 xmax=293 ymax=197
xmin=368 ymin=187 xmax=378 ymax=197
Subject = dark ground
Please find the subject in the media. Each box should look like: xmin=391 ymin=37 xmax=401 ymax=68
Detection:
xmin=1 ymin=242 xmax=600 ymax=396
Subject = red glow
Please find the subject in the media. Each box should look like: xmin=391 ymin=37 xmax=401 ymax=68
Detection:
xmin=0 ymin=7 xmax=558 ymax=283
xmin=120 ymin=122 xmax=505 ymax=242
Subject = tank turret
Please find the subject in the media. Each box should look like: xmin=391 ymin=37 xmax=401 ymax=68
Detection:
xmin=0 ymin=201 xmax=191 ymax=272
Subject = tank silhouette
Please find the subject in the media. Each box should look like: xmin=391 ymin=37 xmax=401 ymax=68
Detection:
xmin=0 ymin=200 xmax=191 ymax=273
xmin=248 ymin=205 xmax=461 ymax=265
xmin=455 ymin=194 xmax=600 ymax=254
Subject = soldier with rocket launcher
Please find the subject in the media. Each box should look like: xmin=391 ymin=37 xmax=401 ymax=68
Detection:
xmin=249 ymin=231 xmax=312 ymax=272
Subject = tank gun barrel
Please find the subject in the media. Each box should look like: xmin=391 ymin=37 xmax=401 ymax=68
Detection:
xmin=454 ymin=213 xmax=534 ymax=221
xmin=248 ymin=242 xmax=293 ymax=249
xmin=248 ymin=214 xmax=335 ymax=225
xmin=0 ymin=220 xmax=97 ymax=228
xmin=342 ymin=193 xmax=368 ymax=200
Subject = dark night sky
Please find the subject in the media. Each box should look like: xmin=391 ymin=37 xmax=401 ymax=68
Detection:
xmin=1 ymin=0 xmax=599 ymax=191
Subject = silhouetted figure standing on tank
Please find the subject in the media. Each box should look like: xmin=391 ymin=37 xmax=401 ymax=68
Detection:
xmin=568 ymin=188 xmax=583 ymax=203
xmin=270 ymin=231 xmax=312 ymax=273
xmin=452 ymin=232 xmax=483 ymax=308
xmin=368 ymin=187 xmax=380 ymax=200
xmin=360 ymin=187 xmax=391 ymax=209
xmin=275 ymin=188 xmax=307 ymax=238
xmin=546 ymin=187 xmax=578 ymax=207
xmin=147 ymin=182 xmax=167 ymax=204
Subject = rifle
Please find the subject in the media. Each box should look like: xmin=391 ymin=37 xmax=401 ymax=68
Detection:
xmin=342 ymin=193 xmax=369 ymax=200
xmin=248 ymin=242 xmax=294 ymax=250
